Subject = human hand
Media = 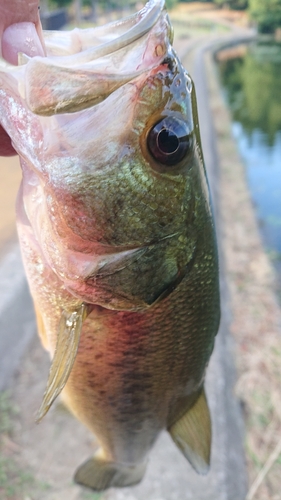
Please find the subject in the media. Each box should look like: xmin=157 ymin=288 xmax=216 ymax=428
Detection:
xmin=0 ymin=0 xmax=45 ymax=155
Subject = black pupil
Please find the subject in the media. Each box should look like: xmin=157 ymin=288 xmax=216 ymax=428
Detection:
xmin=158 ymin=129 xmax=179 ymax=154
xmin=147 ymin=117 xmax=192 ymax=167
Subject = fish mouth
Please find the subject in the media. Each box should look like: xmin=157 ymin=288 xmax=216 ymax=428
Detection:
xmin=0 ymin=0 xmax=171 ymax=116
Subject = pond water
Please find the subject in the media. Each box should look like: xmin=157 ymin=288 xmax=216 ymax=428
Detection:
xmin=216 ymin=39 xmax=281 ymax=282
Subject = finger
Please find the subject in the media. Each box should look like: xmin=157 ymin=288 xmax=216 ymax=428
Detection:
xmin=2 ymin=22 xmax=45 ymax=65
xmin=0 ymin=1 xmax=45 ymax=156
xmin=0 ymin=127 xmax=17 ymax=156
xmin=0 ymin=0 xmax=44 ymax=45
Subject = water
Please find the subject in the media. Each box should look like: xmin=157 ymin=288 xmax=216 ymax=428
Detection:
xmin=216 ymin=40 xmax=281 ymax=279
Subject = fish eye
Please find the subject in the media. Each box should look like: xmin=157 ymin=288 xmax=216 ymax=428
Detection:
xmin=147 ymin=117 xmax=193 ymax=166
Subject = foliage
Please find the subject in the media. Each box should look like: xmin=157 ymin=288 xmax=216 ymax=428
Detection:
xmin=218 ymin=41 xmax=281 ymax=145
xmin=49 ymin=0 xmax=72 ymax=7
xmin=213 ymin=0 xmax=248 ymax=8
xmin=180 ymin=0 xmax=248 ymax=8
xmin=249 ymin=0 xmax=281 ymax=33
xmin=166 ymin=0 xmax=180 ymax=8
xmin=179 ymin=0 xmax=213 ymax=3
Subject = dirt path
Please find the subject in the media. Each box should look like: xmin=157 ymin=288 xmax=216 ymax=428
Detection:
xmin=0 ymin=155 xmax=21 ymax=259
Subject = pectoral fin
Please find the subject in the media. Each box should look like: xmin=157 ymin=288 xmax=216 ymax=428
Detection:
xmin=168 ymin=389 xmax=211 ymax=475
xmin=74 ymin=448 xmax=146 ymax=491
xmin=36 ymin=303 xmax=88 ymax=422
xmin=34 ymin=305 xmax=48 ymax=350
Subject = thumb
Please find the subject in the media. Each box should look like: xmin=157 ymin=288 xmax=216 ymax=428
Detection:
xmin=2 ymin=21 xmax=45 ymax=65
xmin=0 ymin=1 xmax=45 ymax=156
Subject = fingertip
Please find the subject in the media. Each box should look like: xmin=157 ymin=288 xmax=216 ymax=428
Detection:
xmin=2 ymin=22 xmax=45 ymax=65
xmin=0 ymin=126 xmax=17 ymax=156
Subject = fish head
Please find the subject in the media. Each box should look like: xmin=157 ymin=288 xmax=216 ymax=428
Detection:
xmin=0 ymin=1 xmax=214 ymax=311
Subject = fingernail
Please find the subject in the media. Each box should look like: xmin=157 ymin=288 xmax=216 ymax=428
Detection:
xmin=2 ymin=22 xmax=45 ymax=65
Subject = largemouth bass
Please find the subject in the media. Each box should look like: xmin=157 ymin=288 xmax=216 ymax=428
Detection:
xmin=0 ymin=0 xmax=220 ymax=490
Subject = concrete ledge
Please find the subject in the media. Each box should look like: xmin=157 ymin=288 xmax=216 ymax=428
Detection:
xmin=0 ymin=245 xmax=36 ymax=391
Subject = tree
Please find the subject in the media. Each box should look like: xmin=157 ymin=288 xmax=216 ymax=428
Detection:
xmin=249 ymin=0 xmax=281 ymax=33
xmin=213 ymin=0 xmax=248 ymax=9
xmin=166 ymin=0 xmax=179 ymax=8
xmin=50 ymin=0 xmax=72 ymax=6
xmin=218 ymin=44 xmax=281 ymax=145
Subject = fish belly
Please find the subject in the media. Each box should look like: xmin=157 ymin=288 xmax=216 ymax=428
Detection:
xmin=61 ymin=308 xmax=167 ymax=466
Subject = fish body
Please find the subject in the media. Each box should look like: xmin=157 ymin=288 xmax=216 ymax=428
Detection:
xmin=0 ymin=0 xmax=220 ymax=490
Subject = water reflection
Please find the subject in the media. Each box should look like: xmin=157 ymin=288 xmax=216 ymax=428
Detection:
xmin=217 ymin=40 xmax=281 ymax=277
xmin=218 ymin=41 xmax=281 ymax=145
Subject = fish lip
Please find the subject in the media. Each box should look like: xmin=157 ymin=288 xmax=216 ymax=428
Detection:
xmin=46 ymin=0 xmax=166 ymax=65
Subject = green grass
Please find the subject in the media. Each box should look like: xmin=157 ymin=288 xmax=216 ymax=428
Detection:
xmin=0 ymin=455 xmax=51 ymax=499
xmin=82 ymin=492 xmax=104 ymax=500
xmin=0 ymin=456 xmax=35 ymax=498
xmin=246 ymin=443 xmax=263 ymax=469
xmin=0 ymin=391 xmax=51 ymax=499
xmin=0 ymin=391 xmax=19 ymax=435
